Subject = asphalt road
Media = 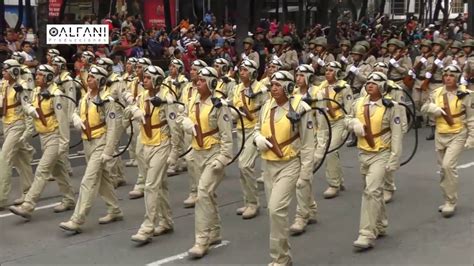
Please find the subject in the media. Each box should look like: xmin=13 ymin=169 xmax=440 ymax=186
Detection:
xmin=1 ymin=127 xmax=474 ymax=265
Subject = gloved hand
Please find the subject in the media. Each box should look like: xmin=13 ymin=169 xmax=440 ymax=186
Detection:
xmin=101 ymin=153 xmax=113 ymax=163
xmin=132 ymin=109 xmax=146 ymax=124
xmin=340 ymin=56 xmax=348 ymax=64
xmin=420 ymin=57 xmax=427 ymax=65
xmin=425 ymin=72 xmax=433 ymax=79
xmin=408 ymin=69 xmax=416 ymax=78
xmin=255 ymin=134 xmax=273 ymax=151
xmin=389 ymin=58 xmax=399 ymax=67
xmin=460 ymin=76 xmax=468 ymax=85
xmin=181 ymin=117 xmax=196 ymax=136
xmin=72 ymin=113 xmax=86 ymax=130
xmin=317 ymin=58 xmax=325 ymax=66
xmin=349 ymin=65 xmax=359 ymax=74
xmin=296 ymin=178 xmax=309 ymax=189
xmin=464 ymin=139 xmax=474 ymax=150
xmin=385 ymin=164 xmax=398 ymax=173
xmin=425 ymin=103 xmax=446 ymax=117
xmin=352 ymin=119 xmax=365 ymax=137
xmin=210 ymin=159 xmax=224 ymax=170
xmin=452 ymin=60 xmax=458 ymax=66
xmin=434 ymin=58 xmax=444 ymax=68
xmin=308 ymin=53 xmax=314 ymax=59
xmin=272 ymin=55 xmax=279 ymax=60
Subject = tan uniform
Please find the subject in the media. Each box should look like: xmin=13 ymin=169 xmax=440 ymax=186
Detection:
xmin=463 ymin=52 xmax=474 ymax=91
xmin=187 ymin=95 xmax=233 ymax=248
xmin=347 ymin=95 xmax=403 ymax=240
xmin=421 ymin=86 xmax=474 ymax=206
xmin=345 ymin=61 xmax=372 ymax=95
xmin=19 ymin=84 xmax=75 ymax=212
xmin=412 ymin=54 xmax=436 ymax=112
xmin=20 ymin=65 xmax=35 ymax=91
xmin=337 ymin=52 xmax=354 ymax=71
xmin=125 ymin=87 xmax=180 ymax=236
xmin=382 ymin=54 xmax=412 ymax=89
xmin=312 ymin=51 xmax=335 ymax=85
xmin=69 ymin=91 xmax=122 ymax=225
xmin=163 ymin=74 xmax=188 ymax=99
xmin=429 ymin=54 xmax=453 ymax=91
xmin=316 ymin=80 xmax=353 ymax=189
xmin=242 ymin=50 xmax=260 ymax=68
xmin=279 ymin=48 xmax=298 ymax=72
xmin=233 ymin=81 xmax=268 ymax=210
xmin=256 ymin=95 xmax=314 ymax=265
xmin=214 ymin=76 xmax=236 ymax=101
xmin=365 ymin=55 xmax=377 ymax=67
xmin=0 ymin=80 xmax=34 ymax=207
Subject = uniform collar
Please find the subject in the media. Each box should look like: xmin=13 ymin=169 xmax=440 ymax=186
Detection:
xmin=362 ymin=96 xmax=383 ymax=106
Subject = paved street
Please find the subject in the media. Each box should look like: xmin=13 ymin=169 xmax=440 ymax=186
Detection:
xmin=1 ymin=127 xmax=474 ymax=265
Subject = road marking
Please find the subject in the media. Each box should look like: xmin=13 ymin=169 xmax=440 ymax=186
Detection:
xmin=0 ymin=202 xmax=59 ymax=218
xmin=146 ymin=240 xmax=230 ymax=266
xmin=436 ymin=161 xmax=474 ymax=174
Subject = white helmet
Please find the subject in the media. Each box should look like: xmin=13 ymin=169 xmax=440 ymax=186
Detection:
xmin=144 ymin=65 xmax=166 ymax=87
xmin=37 ymin=64 xmax=55 ymax=84
xmin=271 ymin=70 xmax=295 ymax=96
xmin=198 ymin=67 xmax=219 ymax=92
xmin=2 ymin=59 xmax=21 ymax=79
xmin=296 ymin=64 xmax=315 ymax=86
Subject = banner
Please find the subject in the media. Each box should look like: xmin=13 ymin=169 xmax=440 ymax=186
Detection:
xmin=143 ymin=0 xmax=176 ymax=29
xmin=47 ymin=24 xmax=109 ymax=45
xmin=49 ymin=0 xmax=63 ymax=19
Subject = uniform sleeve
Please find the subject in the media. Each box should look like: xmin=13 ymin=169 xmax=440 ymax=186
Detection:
xmin=387 ymin=104 xmax=403 ymax=170
xmin=420 ymin=90 xmax=438 ymax=115
xmin=342 ymin=85 xmax=354 ymax=115
xmin=464 ymin=92 xmax=474 ymax=142
xmin=165 ymin=92 xmax=181 ymax=163
xmin=215 ymin=106 xmax=234 ymax=166
xmin=19 ymin=86 xmax=35 ymax=139
xmin=54 ymin=91 xmax=70 ymax=155
xmin=298 ymin=103 xmax=315 ymax=181
xmin=103 ymin=101 xmax=118 ymax=156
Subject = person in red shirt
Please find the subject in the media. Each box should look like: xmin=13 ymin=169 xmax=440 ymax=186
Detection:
xmin=182 ymin=44 xmax=197 ymax=76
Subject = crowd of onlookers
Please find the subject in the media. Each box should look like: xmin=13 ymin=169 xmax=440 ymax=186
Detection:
xmin=0 ymin=10 xmax=471 ymax=79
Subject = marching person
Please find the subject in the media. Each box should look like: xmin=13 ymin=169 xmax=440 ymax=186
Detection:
xmin=9 ymin=64 xmax=75 ymax=220
xmin=317 ymin=61 xmax=354 ymax=199
xmin=180 ymin=59 xmax=208 ymax=208
xmin=345 ymin=72 xmax=403 ymax=250
xmin=241 ymin=37 xmax=260 ymax=68
xmin=180 ymin=67 xmax=233 ymax=258
xmin=462 ymin=39 xmax=474 ymax=91
xmin=255 ymin=70 xmax=314 ymax=265
xmin=310 ymin=37 xmax=335 ymax=86
xmin=421 ymin=65 xmax=474 ymax=218
xmin=122 ymin=57 xmax=139 ymax=168
xmin=129 ymin=65 xmax=180 ymax=243
xmin=213 ymin=58 xmax=236 ymax=100
xmin=233 ymin=59 xmax=268 ymax=219
xmin=0 ymin=59 xmax=34 ymax=210
xmin=59 ymin=66 xmax=122 ymax=233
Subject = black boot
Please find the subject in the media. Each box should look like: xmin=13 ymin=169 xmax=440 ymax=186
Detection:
xmin=426 ymin=126 xmax=435 ymax=140
xmin=346 ymin=133 xmax=357 ymax=147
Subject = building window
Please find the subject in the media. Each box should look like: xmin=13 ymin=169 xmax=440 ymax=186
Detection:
xmin=392 ymin=0 xmax=406 ymax=15
xmin=451 ymin=0 xmax=464 ymax=13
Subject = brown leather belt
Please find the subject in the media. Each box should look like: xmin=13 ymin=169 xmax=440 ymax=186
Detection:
xmin=202 ymin=128 xmax=219 ymax=138
xmin=372 ymin=128 xmax=390 ymax=138
xmin=150 ymin=120 xmax=167 ymax=129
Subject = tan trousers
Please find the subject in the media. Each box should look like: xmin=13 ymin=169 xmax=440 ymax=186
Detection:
xmin=194 ymin=145 xmax=225 ymax=246
xmin=264 ymin=157 xmax=300 ymax=265
xmin=108 ymin=121 xmax=125 ymax=186
xmin=23 ymin=131 xmax=75 ymax=209
xmin=358 ymin=150 xmax=389 ymax=239
xmin=0 ymin=120 xmax=34 ymax=207
xmin=71 ymin=135 xmax=121 ymax=224
xmin=137 ymin=143 xmax=172 ymax=235
xmin=184 ymin=131 xmax=198 ymax=197
xmin=238 ymin=128 xmax=259 ymax=207
xmin=435 ymin=129 xmax=467 ymax=205
xmin=325 ymin=119 xmax=345 ymax=188
xmin=132 ymin=132 xmax=147 ymax=192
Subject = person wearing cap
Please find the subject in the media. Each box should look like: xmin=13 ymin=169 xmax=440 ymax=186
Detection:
xmin=122 ymin=57 xmax=139 ymax=168
xmin=270 ymin=37 xmax=284 ymax=61
xmin=213 ymin=58 xmax=237 ymax=100
xmin=337 ymin=39 xmax=354 ymax=70
xmin=309 ymin=37 xmax=335 ymax=86
xmin=356 ymin=40 xmax=377 ymax=67
xmin=410 ymin=39 xmax=435 ymax=129
xmin=11 ymin=51 xmax=35 ymax=91
xmin=424 ymin=38 xmax=453 ymax=140
xmin=450 ymin=41 xmax=464 ymax=65
xmin=59 ymin=66 xmax=123 ymax=233
xmin=46 ymin=48 xmax=60 ymax=66
xmin=380 ymin=39 xmax=412 ymax=90
xmin=279 ymin=36 xmax=298 ymax=73
xmin=97 ymin=57 xmax=128 ymax=188
xmin=345 ymin=72 xmax=403 ymax=250
xmin=376 ymin=42 xmax=390 ymax=63
xmin=126 ymin=57 xmax=151 ymax=200
xmin=315 ymin=61 xmax=353 ymax=199
xmin=0 ymin=59 xmax=34 ymax=210
xmin=288 ymin=64 xmax=327 ymax=235
xmin=9 ymin=64 xmax=75 ymax=220
xmin=260 ymin=58 xmax=283 ymax=88
xmin=421 ymin=65 xmax=474 ymax=218
xmin=254 ymin=70 xmax=314 ymax=265
xmin=180 ymin=67 xmax=233 ymax=258
xmin=462 ymin=39 xmax=474 ymax=91
xmin=242 ymin=37 xmax=260 ymax=69
xmin=233 ymin=59 xmax=268 ymax=219
xmin=164 ymin=58 xmax=189 ymax=176
xmin=76 ymin=51 xmax=96 ymax=97
xmin=179 ymin=59 xmax=208 ymax=208
xmin=345 ymin=45 xmax=372 ymax=95
xmin=128 ymin=65 xmax=180 ymax=244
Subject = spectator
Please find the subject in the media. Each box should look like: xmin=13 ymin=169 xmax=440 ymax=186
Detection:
xmin=20 ymin=41 xmax=39 ymax=73
xmin=112 ymin=55 xmax=124 ymax=75
xmin=182 ymin=44 xmax=197 ymax=75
